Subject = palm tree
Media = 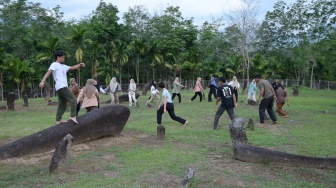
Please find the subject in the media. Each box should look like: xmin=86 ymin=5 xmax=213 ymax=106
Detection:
xmin=129 ymin=38 xmax=146 ymax=84
xmin=67 ymin=25 xmax=92 ymax=87
xmin=111 ymin=39 xmax=129 ymax=85
xmin=36 ymin=36 xmax=60 ymax=64
xmin=0 ymin=48 xmax=10 ymax=101
xmin=8 ymin=58 xmax=32 ymax=99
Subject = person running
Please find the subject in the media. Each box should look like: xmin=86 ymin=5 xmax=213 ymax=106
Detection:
xmin=228 ymin=76 xmax=240 ymax=102
xmin=247 ymin=79 xmax=259 ymax=102
xmin=128 ymin=79 xmax=137 ymax=106
xmin=213 ymin=76 xmax=237 ymax=130
xmin=39 ymin=50 xmax=85 ymax=124
xmin=208 ymin=76 xmax=217 ymax=102
xmin=157 ymin=82 xmax=188 ymax=126
xmin=254 ymin=74 xmax=278 ymax=124
xmin=172 ymin=77 xmax=185 ymax=103
xmin=190 ymin=77 xmax=204 ymax=103
xmin=105 ymin=77 xmax=121 ymax=104
xmin=77 ymin=79 xmax=99 ymax=112
xmin=69 ymin=78 xmax=80 ymax=115
xmin=275 ymin=85 xmax=290 ymax=118
xmin=145 ymin=80 xmax=160 ymax=107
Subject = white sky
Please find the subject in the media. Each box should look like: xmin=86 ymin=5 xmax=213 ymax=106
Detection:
xmin=28 ymin=0 xmax=297 ymax=25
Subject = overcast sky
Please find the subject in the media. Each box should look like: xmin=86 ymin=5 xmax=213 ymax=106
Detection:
xmin=29 ymin=0 xmax=297 ymax=26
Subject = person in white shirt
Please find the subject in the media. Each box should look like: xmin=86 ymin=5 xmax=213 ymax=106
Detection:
xmin=128 ymin=79 xmax=137 ymax=106
xmin=157 ymin=82 xmax=188 ymax=126
xmin=39 ymin=50 xmax=85 ymax=124
xmin=145 ymin=80 xmax=160 ymax=107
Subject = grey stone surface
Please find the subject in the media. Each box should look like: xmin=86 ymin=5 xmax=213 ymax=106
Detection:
xmin=234 ymin=144 xmax=336 ymax=169
xmin=157 ymin=125 xmax=165 ymax=140
xmin=6 ymin=92 xmax=15 ymax=110
xmin=0 ymin=105 xmax=130 ymax=159
xmin=247 ymin=118 xmax=255 ymax=131
xmin=142 ymin=83 xmax=151 ymax=96
xmin=229 ymin=118 xmax=248 ymax=146
xmin=49 ymin=134 xmax=73 ymax=173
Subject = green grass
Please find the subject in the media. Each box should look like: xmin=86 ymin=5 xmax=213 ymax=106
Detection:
xmin=0 ymin=89 xmax=335 ymax=187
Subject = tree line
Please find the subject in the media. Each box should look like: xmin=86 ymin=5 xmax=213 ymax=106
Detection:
xmin=0 ymin=0 xmax=335 ymax=99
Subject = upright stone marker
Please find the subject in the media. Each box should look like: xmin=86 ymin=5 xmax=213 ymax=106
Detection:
xmin=23 ymin=94 xmax=29 ymax=107
xmin=6 ymin=92 xmax=15 ymax=110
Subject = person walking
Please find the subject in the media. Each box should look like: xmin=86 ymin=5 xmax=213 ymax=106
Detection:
xmin=190 ymin=77 xmax=204 ymax=103
xmin=275 ymin=85 xmax=290 ymax=118
xmin=213 ymin=76 xmax=237 ymax=130
xmin=128 ymin=79 xmax=137 ymax=106
xmin=105 ymin=77 xmax=121 ymax=104
xmin=228 ymin=76 xmax=240 ymax=102
xmin=157 ymin=82 xmax=188 ymax=126
xmin=254 ymin=74 xmax=278 ymax=124
xmin=208 ymin=76 xmax=217 ymax=102
xmin=145 ymin=80 xmax=160 ymax=107
xmin=172 ymin=77 xmax=185 ymax=103
xmin=69 ymin=78 xmax=80 ymax=116
xmin=93 ymin=78 xmax=105 ymax=108
xmin=247 ymin=79 xmax=259 ymax=102
xmin=39 ymin=50 xmax=85 ymax=124
xmin=77 ymin=79 xmax=99 ymax=112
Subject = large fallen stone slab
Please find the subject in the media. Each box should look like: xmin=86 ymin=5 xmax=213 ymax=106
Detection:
xmin=0 ymin=105 xmax=130 ymax=160
xmin=234 ymin=144 xmax=336 ymax=169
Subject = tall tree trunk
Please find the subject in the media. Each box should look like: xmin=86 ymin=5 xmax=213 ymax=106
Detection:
xmin=136 ymin=56 xmax=140 ymax=84
xmin=0 ymin=73 xmax=3 ymax=101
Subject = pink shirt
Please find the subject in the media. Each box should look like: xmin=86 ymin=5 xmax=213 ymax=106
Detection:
xmin=194 ymin=82 xmax=202 ymax=92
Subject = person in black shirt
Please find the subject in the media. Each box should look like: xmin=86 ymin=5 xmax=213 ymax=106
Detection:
xmin=213 ymin=76 xmax=237 ymax=130
xmin=272 ymin=79 xmax=280 ymax=93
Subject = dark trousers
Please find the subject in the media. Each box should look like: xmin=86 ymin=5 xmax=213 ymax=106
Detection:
xmin=213 ymin=106 xmax=235 ymax=130
xmin=208 ymin=86 xmax=217 ymax=102
xmin=76 ymin=102 xmax=81 ymax=116
xmin=172 ymin=93 xmax=181 ymax=103
xmin=191 ymin=92 xmax=202 ymax=102
xmin=233 ymin=89 xmax=238 ymax=102
xmin=86 ymin=106 xmax=97 ymax=113
xmin=157 ymin=103 xmax=186 ymax=125
xmin=56 ymin=87 xmax=77 ymax=121
xmin=259 ymin=95 xmax=278 ymax=123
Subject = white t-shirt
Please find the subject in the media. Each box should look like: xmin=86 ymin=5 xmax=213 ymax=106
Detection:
xmin=48 ymin=62 xmax=70 ymax=91
xmin=150 ymin=85 xmax=159 ymax=95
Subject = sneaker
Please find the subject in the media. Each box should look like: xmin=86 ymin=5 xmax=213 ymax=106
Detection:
xmin=273 ymin=121 xmax=278 ymax=124
xmin=129 ymin=104 xmax=132 ymax=106
xmin=283 ymin=116 xmax=288 ymax=118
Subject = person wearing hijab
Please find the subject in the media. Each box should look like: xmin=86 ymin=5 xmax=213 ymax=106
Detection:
xmin=247 ymin=79 xmax=259 ymax=102
xmin=190 ymin=77 xmax=204 ymax=103
xmin=77 ymin=79 xmax=99 ymax=112
xmin=128 ymin=79 xmax=137 ymax=106
xmin=104 ymin=77 xmax=121 ymax=104
xmin=172 ymin=77 xmax=185 ymax=103
xmin=69 ymin=78 xmax=80 ymax=115
xmin=228 ymin=76 xmax=240 ymax=102
xmin=146 ymin=80 xmax=160 ymax=107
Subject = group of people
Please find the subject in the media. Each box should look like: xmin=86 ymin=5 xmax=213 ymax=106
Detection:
xmin=40 ymin=50 xmax=289 ymax=128
xmin=39 ymin=50 xmax=138 ymax=125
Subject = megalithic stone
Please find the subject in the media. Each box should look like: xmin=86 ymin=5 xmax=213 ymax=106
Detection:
xmin=0 ymin=105 xmax=130 ymax=160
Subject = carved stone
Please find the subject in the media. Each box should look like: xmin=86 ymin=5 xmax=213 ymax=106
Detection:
xmin=49 ymin=134 xmax=74 ymax=173
xmin=293 ymin=86 xmax=299 ymax=96
xmin=6 ymin=92 xmax=15 ymax=110
xmin=181 ymin=167 xmax=195 ymax=188
xmin=0 ymin=106 xmax=6 ymax=110
xmin=234 ymin=144 xmax=336 ymax=170
xmin=247 ymin=99 xmax=257 ymax=105
xmin=157 ymin=125 xmax=165 ymax=140
xmin=142 ymin=82 xmax=151 ymax=96
xmin=23 ymin=94 xmax=29 ymax=107
xmin=0 ymin=105 xmax=130 ymax=159
xmin=229 ymin=118 xmax=248 ymax=146
xmin=247 ymin=118 xmax=255 ymax=131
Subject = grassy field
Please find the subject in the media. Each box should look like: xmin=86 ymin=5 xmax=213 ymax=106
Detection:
xmin=0 ymin=88 xmax=335 ymax=188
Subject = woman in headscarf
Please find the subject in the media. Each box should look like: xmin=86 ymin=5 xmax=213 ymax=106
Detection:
xmin=69 ymin=78 xmax=80 ymax=115
xmin=77 ymin=79 xmax=99 ymax=112
xmin=104 ymin=77 xmax=121 ymax=104
xmin=247 ymin=79 xmax=259 ymax=102
xmin=190 ymin=77 xmax=204 ymax=103
xmin=145 ymin=80 xmax=160 ymax=107
xmin=172 ymin=77 xmax=185 ymax=103
xmin=228 ymin=76 xmax=240 ymax=102
xmin=128 ymin=79 xmax=137 ymax=106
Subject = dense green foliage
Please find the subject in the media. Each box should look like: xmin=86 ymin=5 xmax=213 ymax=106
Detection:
xmin=0 ymin=0 xmax=335 ymax=97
